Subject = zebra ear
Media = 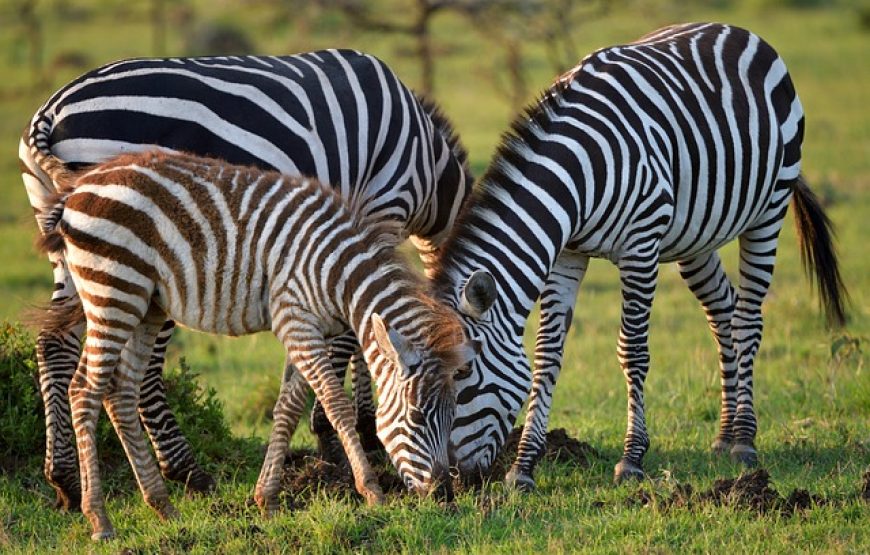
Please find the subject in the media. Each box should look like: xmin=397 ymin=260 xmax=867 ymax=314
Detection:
xmin=459 ymin=270 xmax=497 ymax=319
xmin=371 ymin=313 xmax=420 ymax=373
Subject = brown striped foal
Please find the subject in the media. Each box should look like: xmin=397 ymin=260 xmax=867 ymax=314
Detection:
xmin=38 ymin=151 xmax=478 ymax=540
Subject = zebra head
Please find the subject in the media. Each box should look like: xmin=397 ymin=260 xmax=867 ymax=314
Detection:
xmin=437 ymin=270 xmax=530 ymax=480
xmin=370 ymin=314 xmax=480 ymax=500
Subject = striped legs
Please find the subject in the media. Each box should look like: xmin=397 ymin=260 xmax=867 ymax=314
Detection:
xmin=310 ymin=332 xmax=381 ymax=464
xmin=677 ymin=252 xmax=739 ymax=454
xmin=278 ymin=321 xmax=384 ymax=506
xmin=74 ymin=306 xmax=176 ymax=541
xmin=729 ymin=208 xmax=787 ymax=466
xmin=614 ymin=243 xmax=660 ymax=482
xmin=138 ymin=320 xmax=216 ymax=493
xmin=506 ymin=252 xmax=587 ymax=491
xmin=254 ymin=360 xmax=310 ymax=515
xmin=37 ymin=254 xmax=84 ymax=510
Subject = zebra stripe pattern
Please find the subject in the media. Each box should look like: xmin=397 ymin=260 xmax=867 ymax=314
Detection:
xmin=431 ymin=23 xmax=846 ymax=487
xmin=39 ymin=151 xmax=479 ymax=540
xmin=19 ymin=49 xmax=472 ymax=508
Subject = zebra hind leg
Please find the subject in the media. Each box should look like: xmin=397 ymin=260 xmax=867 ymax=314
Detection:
xmin=37 ymin=254 xmax=86 ymax=510
xmin=677 ymin=252 xmax=738 ymax=456
xmin=613 ymin=243 xmax=661 ymax=483
xmin=729 ymin=213 xmax=787 ymax=467
xmin=506 ymin=252 xmax=587 ymax=492
xmin=137 ymin=320 xmax=216 ymax=494
xmin=350 ymin=348 xmax=382 ymax=455
xmin=104 ymin=311 xmax=179 ymax=523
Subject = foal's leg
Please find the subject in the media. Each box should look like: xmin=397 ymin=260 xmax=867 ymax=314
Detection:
xmin=677 ymin=252 xmax=738 ymax=454
xmin=104 ymin=310 xmax=179 ymax=522
xmin=506 ymin=252 xmax=587 ymax=491
xmin=253 ymin=360 xmax=309 ymax=516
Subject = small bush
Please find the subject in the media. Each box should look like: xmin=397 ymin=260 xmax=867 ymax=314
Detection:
xmin=0 ymin=321 xmax=257 ymax=477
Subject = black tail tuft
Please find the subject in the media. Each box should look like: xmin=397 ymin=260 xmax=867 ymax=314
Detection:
xmin=24 ymin=298 xmax=85 ymax=335
xmin=791 ymin=175 xmax=849 ymax=328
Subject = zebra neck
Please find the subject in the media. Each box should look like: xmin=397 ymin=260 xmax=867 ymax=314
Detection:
xmin=434 ymin=174 xmax=577 ymax=328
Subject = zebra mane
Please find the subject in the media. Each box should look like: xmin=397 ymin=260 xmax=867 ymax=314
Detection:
xmin=429 ymin=82 xmax=566 ymax=291
xmin=414 ymin=92 xmax=471 ymax=173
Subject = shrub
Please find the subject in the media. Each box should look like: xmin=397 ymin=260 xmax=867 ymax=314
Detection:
xmin=0 ymin=321 xmax=258 ymax=477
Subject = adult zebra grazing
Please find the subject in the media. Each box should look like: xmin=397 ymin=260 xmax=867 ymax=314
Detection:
xmin=434 ymin=23 xmax=847 ymax=488
xmin=37 ymin=151 xmax=479 ymax=540
xmin=19 ymin=50 xmax=472 ymax=510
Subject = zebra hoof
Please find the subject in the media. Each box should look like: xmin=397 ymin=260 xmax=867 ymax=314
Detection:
xmin=183 ymin=469 xmax=217 ymax=495
xmin=504 ymin=466 xmax=536 ymax=493
xmin=363 ymin=486 xmax=386 ymax=506
xmin=730 ymin=443 xmax=758 ymax=467
xmin=613 ymin=459 xmax=645 ymax=483
xmin=90 ymin=528 xmax=115 ymax=542
xmin=711 ymin=438 xmax=732 ymax=456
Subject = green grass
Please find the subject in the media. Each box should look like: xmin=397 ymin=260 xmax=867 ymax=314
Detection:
xmin=1 ymin=2 xmax=868 ymax=553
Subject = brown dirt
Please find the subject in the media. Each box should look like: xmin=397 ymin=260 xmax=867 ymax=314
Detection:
xmin=626 ymin=469 xmax=825 ymax=516
xmin=277 ymin=448 xmax=403 ymax=508
xmin=487 ymin=426 xmax=599 ymax=481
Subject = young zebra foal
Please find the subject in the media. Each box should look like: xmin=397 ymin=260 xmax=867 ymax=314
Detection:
xmin=39 ymin=151 xmax=478 ymax=541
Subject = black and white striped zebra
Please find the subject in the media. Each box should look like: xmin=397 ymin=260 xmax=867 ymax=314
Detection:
xmin=433 ymin=22 xmax=847 ymax=487
xmin=37 ymin=151 xmax=479 ymax=540
xmin=19 ymin=50 xmax=472 ymax=509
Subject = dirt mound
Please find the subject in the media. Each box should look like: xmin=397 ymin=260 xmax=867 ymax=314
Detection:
xmin=488 ymin=426 xmax=599 ymax=480
xmin=627 ymin=469 xmax=825 ymax=515
xmin=278 ymin=448 xmax=403 ymax=508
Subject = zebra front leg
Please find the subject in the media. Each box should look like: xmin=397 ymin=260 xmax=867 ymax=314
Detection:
xmin=506 ymin=252 xmax=587 ymax=492
xmin=613 ymin=248 xmax=660 ymax=483
xmin=350 ymin=349 xmax=381 ymax=454
xmin=137 ymin=320 xmax=216 ymax=494
xmin=104 ymin=311 xmax=179 ymax=525
xmin=310 ymin=332 xmax=355 ymax=467
xmin=38 ymin=255 xmax=86 ymax=511
xmin=677 ymin=252 xmax=738 ymax=455
xmin=283 ymin=325 xmax=384 ymax=506
xmin=254 ymin=361 xmax=309 ymax=516
xmin=729 ymin=219 xmax=785 ymax=467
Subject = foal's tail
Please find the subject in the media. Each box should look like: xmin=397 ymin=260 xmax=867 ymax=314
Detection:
xmin=791 ymin=175 xmax=849 ymax=328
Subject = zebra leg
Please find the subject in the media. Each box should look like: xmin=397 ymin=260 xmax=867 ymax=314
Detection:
xmin=104 ymin=311 xmax=179 ymax=525
xmin=137 ymin=320 xmax=216 ymax=494
xmin=506 ymin=252 xmax=587 ymax=492
xmin=282 ymin=325 xmax=384 ymax=506
xmin=677 ymin=252 xmax=738 ymax=455
xmin=253 ymin=360 xmax=309 ymax=516
xmin=350 ymin=349 xmax=381 ymax=454
xmin=613 ymin=246 xmax=660 ymax=483
xmin=729 ymin=212 xmax=787 ymax=467
xmin=309 ymin=333 xmax=354 ymax=466
xmin=38 ymin=255 xmax=85 ymax=511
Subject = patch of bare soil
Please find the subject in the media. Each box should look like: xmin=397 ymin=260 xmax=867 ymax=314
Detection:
xmin=487 ymin=426 xmax=599 ymax=481
xmin=627 ymin=469 xmax=825 ymax=516
xmin=278 ymin=448 xmax=403 ymax=508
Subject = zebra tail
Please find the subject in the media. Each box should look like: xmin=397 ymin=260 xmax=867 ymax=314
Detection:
xmin=791 ymin=175 xmax=849 ymax=328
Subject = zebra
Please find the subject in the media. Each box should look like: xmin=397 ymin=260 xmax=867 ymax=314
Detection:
xmin=36 ymin=151 xmax=480 ymax=541
xmin=430 ymin=22 xmax=848 ymax=488
xmin=18 ymin=49 xmax=473 ymax=510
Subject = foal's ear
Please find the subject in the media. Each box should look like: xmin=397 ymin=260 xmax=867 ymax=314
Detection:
xmin=371 ymin=313 xmax=420 ymax=373
xmin=458 ymin=270 xmax=497 ymax=319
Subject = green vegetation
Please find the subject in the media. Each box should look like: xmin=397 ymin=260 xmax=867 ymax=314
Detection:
xmin=0 ymin=1 xmax=867 ymax=552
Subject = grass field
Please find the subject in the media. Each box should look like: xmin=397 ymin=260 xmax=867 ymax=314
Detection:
xmin=0 ymin=2 xmax=868 ymax=552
